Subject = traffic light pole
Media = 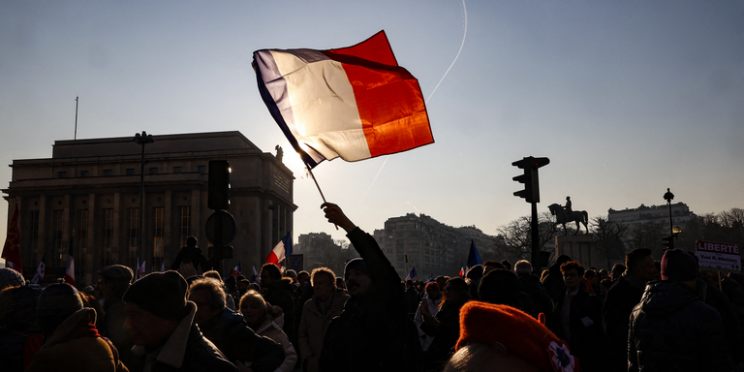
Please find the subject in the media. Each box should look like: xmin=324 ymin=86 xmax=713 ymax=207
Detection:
xmin=512 ymin=156 xmax=550 ymax=273
xmin=531 ymin=201 xmax=540 ymax=272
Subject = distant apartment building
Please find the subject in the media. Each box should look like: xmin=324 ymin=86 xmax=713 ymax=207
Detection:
xmin=608 ymin=202 xmax=695 ymax=227
xmin=294 ymin=232 xmax=359 ymax=277
xmin=373 ymin=213 xmax=499 ymax=279
xmin=3 ymin=131 xmax=294 ymax=285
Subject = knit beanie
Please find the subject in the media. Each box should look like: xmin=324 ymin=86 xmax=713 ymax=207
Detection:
xmin=37 ymin=283 xmax=84 ymax=318
xmin=344 ymin=258 xmax=369 ymax=279
xmin=661 ymin=249 xmax=698 ymax=282
xmin=123 ymin=270 xmax=189 ymax=322
xmin=425 ymin=282 xmax=440 ymax=291
xmin=456 ymin=301 xmax=579 ymax=372
xmin=0 ymin=268 xmax=25 ymax=290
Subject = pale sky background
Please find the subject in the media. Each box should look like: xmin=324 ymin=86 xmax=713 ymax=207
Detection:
xmin=1 ymin=1 xmax=743 ymax=257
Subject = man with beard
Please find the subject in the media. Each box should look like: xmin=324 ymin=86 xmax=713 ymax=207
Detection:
xmin=319 ymin=203 xmax=423 ymax=372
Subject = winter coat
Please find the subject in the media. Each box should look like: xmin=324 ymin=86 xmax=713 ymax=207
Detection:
xmin=26 ymin=308 xmax=128 ymax=372
xmin=263 ymin=278 xmax=296 ymax=340
xmin=421 ymin=296 xmax=469 ymax=372
xmin=413 ymin=295 xmax=442 ymax=351
xmin=704 ymin=283 xmax=744 ymax=364
xmin=298 ymin=290 xmax=349 ymax=372
xmin=550 ymin=287 xmax=604 ymax=372
xmin=253 ymin=313 xmax=297 ymax=372
xmin=628 ymin=281 xmax=729 ymax=372
xmin=601 ymin=273 xmax=646 ymax=372
xmin=199 ymin=307 xmax=285 ymax=372
xmin=102 ymin=296 xmax=139 ymax=371
xmin=320 ymin=228 xmax=424 ymax=372
xmin=518 ymin=273 xmax=554 ymax=317
xmin=0 ymin=284 xmax=42 ymax=372
xmin=131 ymin=301 xmax=237 ymax=372
xmin=405 ymin=287 xmax=421 ymax=314
xmin=542 ymin=264 xmax=566 ymax=301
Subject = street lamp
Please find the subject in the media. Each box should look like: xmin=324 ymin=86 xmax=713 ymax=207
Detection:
xmin=133 ymin=131 xmax=154 ymax=266
xmin=663 ymin=188 xmax=675 ymax=250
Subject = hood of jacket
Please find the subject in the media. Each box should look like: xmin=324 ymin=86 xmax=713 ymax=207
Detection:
xmin=132 ymin=300 xmax=197 ymax=369
xmin=255 ymin=312 xmax=284 ymax=334
xmin=638 ymin=281 xmax=700 ymax=318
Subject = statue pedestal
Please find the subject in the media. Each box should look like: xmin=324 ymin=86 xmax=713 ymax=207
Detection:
xmin=555 ymin=235 xmax=605 ymax=269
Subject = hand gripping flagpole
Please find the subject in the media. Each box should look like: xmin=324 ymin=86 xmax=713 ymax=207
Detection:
xmin=303 ymin=161 xmax=338 ymax=230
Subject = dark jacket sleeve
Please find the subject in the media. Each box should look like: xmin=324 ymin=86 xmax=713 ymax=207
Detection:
xmin=346 ymin=227 xmax=406 ymax=313
xmin=235 ymin=325 xmax=285 ymax=372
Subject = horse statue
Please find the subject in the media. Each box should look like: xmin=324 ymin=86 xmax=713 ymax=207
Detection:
xmin=548 ymin=203 xmax=589 ymax=235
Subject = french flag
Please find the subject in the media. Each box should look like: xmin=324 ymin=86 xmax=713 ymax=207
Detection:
xmin=458 ymin=263 xmax=465 ymax=278
xmin=253 ymin=30 xmax=434 ymax=168
xmin=232 ymin=260 xmax=242 ymax=277
xmin=266 ymin=232 xmax=292 ymax=267
xmin=64 ymin=253 xmax=75 ymax=286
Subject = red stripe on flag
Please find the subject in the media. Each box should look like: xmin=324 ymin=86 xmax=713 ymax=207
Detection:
xmin=266 ymin=252 xmax=279 ymax=265
xmin=323 ymin=32 xmax=433 ymax=158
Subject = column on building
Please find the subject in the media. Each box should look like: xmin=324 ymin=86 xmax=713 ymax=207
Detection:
xmin=86 ymin=194 xmax=95 ymax=285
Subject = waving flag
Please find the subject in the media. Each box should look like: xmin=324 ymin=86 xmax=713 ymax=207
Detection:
xmin=1 ymin=205 xmax=23 ymax=274
xmin=467 ymin=240 xmax=483 ymax=269
xmin=232 ymin=260 xmax=242 ymax=277
xmin=64 ymin=253 xmax=75 ymax=285
xmin=267 ymin=232 xmax=292 ymax=267
xmin=32 ymin=253 xmax=46 ymax=284
xmin=458 ymin=263 xmax=465 ymax=278
xmin=405 ymin=267 xmax=417 ymax=281
xmin=253 ymin=30 xmax=434 ymax=168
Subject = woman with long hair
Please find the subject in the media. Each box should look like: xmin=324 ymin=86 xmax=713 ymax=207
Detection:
xmin=239 ymin=290 xmax=297 ymax=372
xmin=419 ymin=277 xmax=471 ymax=372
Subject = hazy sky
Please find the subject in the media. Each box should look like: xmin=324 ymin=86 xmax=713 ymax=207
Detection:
xmin=1 ymin=1 xmax=743 ymax=254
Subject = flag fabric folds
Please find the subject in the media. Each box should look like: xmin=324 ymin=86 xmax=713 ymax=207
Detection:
xmin=467 ymin=240 xmax=483 ymax=269
xmin=266 ymin=232 xmax=292 ymax=267
xmin=32 ymin=254 xmax=46 ymax=284
xmin=232 ymin=260 xmax=242 ymax=277
xmin=253 ymin=30 xmax=434 ymax=168
xmin=64 ymin=253 xmax=75 ymax=285
xmin=458 ymin=263 xmax=465 ymax=278
xmin=405 ymin=267 xmax=417 ymax=281
xmin=1 ymin=205 xmax=23 ymax=274
xmin=139 ymin=261 xmax=146 ymax=278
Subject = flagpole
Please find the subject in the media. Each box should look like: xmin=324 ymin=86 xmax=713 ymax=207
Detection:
xmin=304 ymin=163 xmax=338 ymax=230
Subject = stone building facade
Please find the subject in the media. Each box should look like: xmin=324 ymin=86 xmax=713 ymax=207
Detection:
xmin=3 ymin=131 xmax=294 ymax=285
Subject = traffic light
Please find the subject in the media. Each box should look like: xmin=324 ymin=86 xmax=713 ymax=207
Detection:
xmin=512 ymin=157 xmax=550 ymax=203
xmin=208 ymin=160 xmax=231 ymax=210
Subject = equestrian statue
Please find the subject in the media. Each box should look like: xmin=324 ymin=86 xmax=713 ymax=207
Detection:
xmin=548 ymin=196 xmax=589 ymax=235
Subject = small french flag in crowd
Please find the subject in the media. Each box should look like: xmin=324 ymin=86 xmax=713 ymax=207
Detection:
xmin=266 ymin=232 xmax=292 ymax=267
xmin=232 ymin=260 xmax=242 ymax=277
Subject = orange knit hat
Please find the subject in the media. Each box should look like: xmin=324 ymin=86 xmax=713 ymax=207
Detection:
xmin=455 ymin=301 xmax=579 ymax=372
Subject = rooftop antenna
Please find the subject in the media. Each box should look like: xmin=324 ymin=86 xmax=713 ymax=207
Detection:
xmin=74 ymin=96 xmax=79 ymax=140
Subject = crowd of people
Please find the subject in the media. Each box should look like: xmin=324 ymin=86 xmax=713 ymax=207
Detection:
xmin=1 ymin=202 xmax=744 ymax=372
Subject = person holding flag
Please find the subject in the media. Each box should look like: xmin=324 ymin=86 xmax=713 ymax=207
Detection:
xmin=319 ymin=203 xmax=423 ymax=372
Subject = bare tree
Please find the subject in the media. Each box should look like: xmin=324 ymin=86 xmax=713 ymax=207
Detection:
xmin=591 ymin=216 xmax=628 ymax=269
xmin=496 ymin=212 xmax=558 ymax=263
